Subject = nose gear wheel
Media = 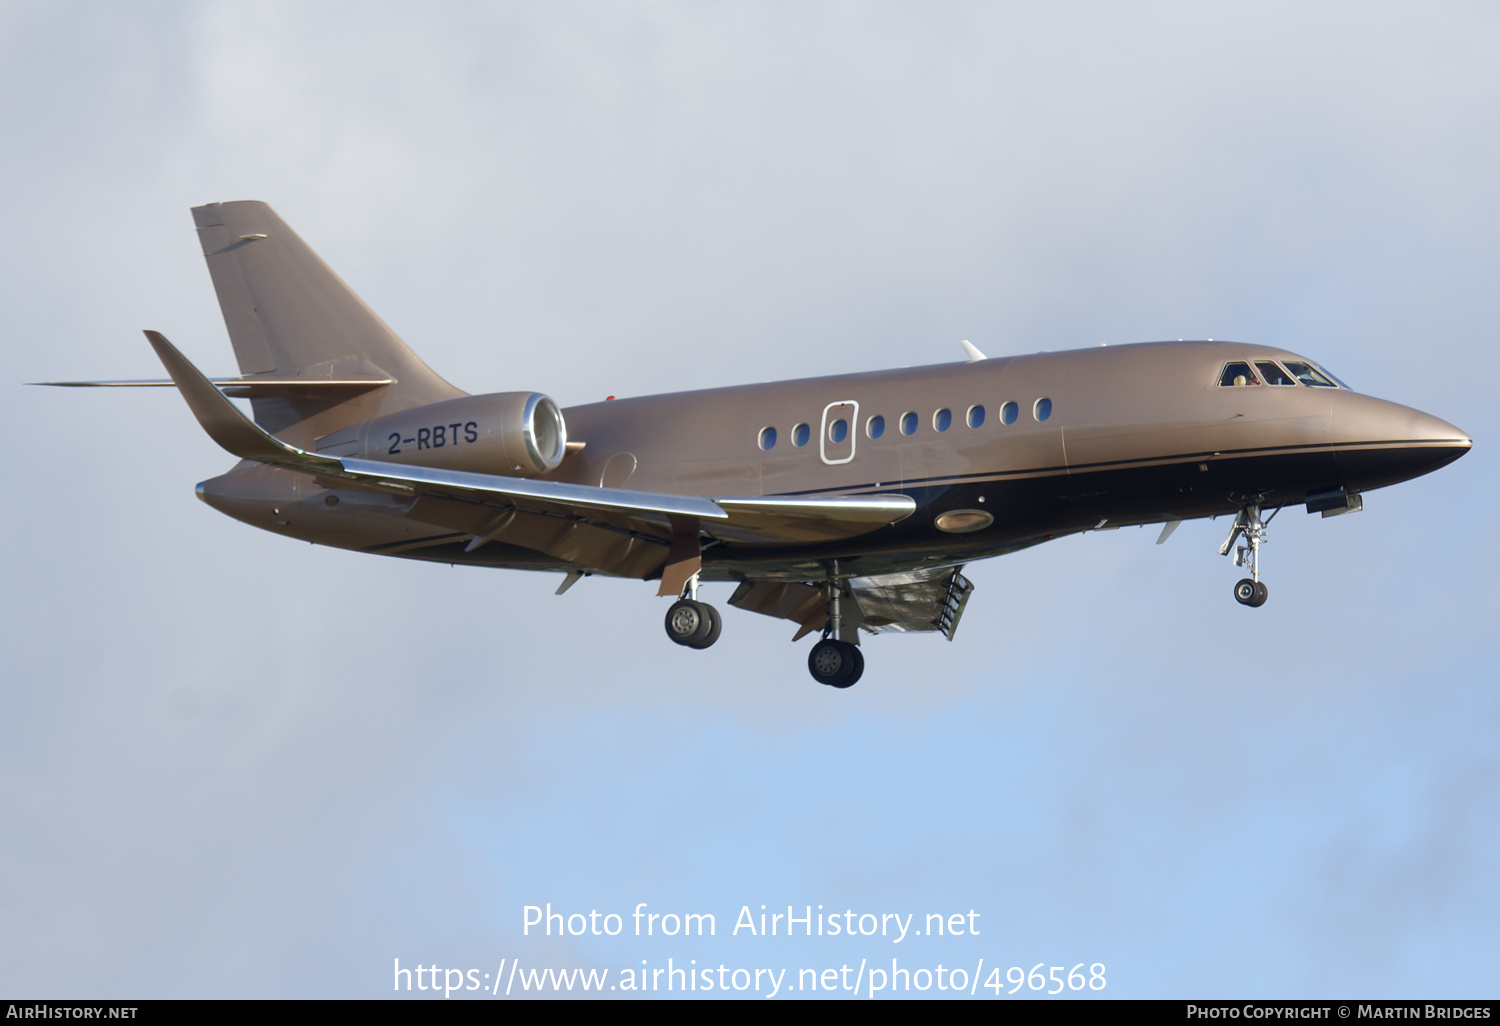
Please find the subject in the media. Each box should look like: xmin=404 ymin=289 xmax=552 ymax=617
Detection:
xmin=1233 ymin=578 xmax=1268 ymax=607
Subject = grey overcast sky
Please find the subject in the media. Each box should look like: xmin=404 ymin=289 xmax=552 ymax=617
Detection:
xmin=2 ymin=1 xmax=1497 ymax=998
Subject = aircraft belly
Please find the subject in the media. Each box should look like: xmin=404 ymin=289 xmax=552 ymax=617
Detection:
xmin=703 ymin=476 xmax=1075 ymax=581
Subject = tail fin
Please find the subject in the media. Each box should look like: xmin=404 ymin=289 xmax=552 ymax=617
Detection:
xmin=191 ymin=200 xmax=464 ymax=445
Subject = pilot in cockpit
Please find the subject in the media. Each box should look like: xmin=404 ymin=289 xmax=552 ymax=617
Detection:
xmin=1219 ymin=361 xmax=1260 ymax=387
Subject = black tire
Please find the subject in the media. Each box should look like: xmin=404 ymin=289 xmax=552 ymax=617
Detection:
xmin=1233 ymin=579 xmax=1258 ymax=606
xmin=840 ymin=645 xmax=865 ymax=687
xmin=1250 ymin=581 xmax=1269 ymax=607
xmin=689 ymin=603 xmax=722 ymax=649
xmin=664 ymin=599 xmax=711 ymax=646
xmin=809 ymin=638 xmax=859 ymax=687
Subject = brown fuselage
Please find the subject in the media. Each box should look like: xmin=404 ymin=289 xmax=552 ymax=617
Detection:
xmin=199 ymin=340 xmax=1470 ymax=584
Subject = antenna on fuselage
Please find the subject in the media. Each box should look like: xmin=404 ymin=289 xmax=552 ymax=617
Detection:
xmin=959 ymin=339 xmax=987 ymax=363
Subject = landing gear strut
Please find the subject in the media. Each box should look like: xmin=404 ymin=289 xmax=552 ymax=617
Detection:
xmin=808 ymin=569 xmax=864 ymax=688
xmin=1219 ymin=503 xmax=1277 ymax=607
xmin=663 ymin=573 xmax=721 ymax=649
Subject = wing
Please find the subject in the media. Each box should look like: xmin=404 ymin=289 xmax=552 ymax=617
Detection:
xmin=143 ymin=331 xmax=915 ymax=555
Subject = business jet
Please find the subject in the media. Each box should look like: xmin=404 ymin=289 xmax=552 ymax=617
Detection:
xmin=39 ymin=202 xmax=1471 ymax=687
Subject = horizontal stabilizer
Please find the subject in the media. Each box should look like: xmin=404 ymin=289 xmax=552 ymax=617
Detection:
xmin=31 ymin=376 xmax=395 ymax=397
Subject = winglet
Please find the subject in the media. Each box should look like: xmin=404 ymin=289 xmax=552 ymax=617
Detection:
xmin=143 ymin=330 xmax=341 ymax=473
xmin=959 ymin=339 xmax=987 ymax=363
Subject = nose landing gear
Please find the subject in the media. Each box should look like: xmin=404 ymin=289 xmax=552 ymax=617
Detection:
xmin=1220 ymin=503 xmax=1277 ymax=607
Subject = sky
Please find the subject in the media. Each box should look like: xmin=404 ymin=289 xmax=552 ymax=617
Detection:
xmin=2 ymin=0 xmax=1498 ymax=1000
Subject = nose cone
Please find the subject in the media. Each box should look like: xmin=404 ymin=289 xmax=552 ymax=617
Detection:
xmin=1332 ymin=392 xmax=1470 ymax=492
xmin=1413 ymin=409 xmax=1471 ymax=448
xmin=1397 ymin=406 xmax=1469 ymax=448
xmin=1338 ymin=392 xmax=1470 ymax=446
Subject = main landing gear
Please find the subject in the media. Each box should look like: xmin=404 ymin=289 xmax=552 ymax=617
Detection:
xmin=1219 ymin=503 xmax=1278 ymax=608
xmin=663 ymin=573 xmax=721 ymax=649
xmin=661 ymin=566 xmax=866 ymax=688
xmin=807 ymin=572 xmax=864 ymax=688
xmin=808 ymin=638 xmax=862 ymax=688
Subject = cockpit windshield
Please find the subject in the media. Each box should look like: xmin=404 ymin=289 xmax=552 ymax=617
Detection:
xmin=1218 ymin=356 xmax=1349 ymax=389
xmin=1282 ymin=360 xmax=1338 ymax=388
xmin=1256 ymin=361 xmax=1296 ymax=385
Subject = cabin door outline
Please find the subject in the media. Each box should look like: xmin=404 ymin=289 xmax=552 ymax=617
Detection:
xmin=820 ymin=400 xmax=859 ymax=466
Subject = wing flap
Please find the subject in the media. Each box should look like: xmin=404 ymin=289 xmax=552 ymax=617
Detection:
xmin=729 ymin=567 xmax=974 ymax=641
xmin=850 ymin=566 xmax=974 ymax=639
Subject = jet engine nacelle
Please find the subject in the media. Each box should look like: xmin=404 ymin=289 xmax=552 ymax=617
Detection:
xmin=317 ymin=392 xmax=568 ymax=476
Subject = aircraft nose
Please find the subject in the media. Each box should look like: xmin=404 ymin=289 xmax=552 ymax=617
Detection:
xmin=1331 ymin=393 xmax=1470 ymax=490
xmin=1414 ymin=410 xmax=1471 ymax=448
xmin=1336 ymin=392 xmax=1470 ymax=446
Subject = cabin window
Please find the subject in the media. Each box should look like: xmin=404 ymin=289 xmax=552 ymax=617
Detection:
xmin=934 ymin=408 xmax=952 ymax=432
xmin=1282 ymin=361 xmax=1338 ymax=387
xmin=1034 ymin=397 xmax=1053 ymax=422
xmin=829 ymin=418 xmax=849 ymax=443
xmin=900 ymin=411 xmax=918 ymax=435
xmin=967 ymin=404 xmax=985 ymax=428
xmin=758 ymin=426 xmax=777 ymax=450
xmin=793 ymin=423 xmax=811 ymax=447
xmin=1218 ymin=362 xmax=1259 ymax=387
xmin=866 ymin=414 xmax=885 ymax=439
xmin=1000 ymin=401 xmax=1019 ymax=425
xmin=1256 ymin=362 xmax=1297 ymax=386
